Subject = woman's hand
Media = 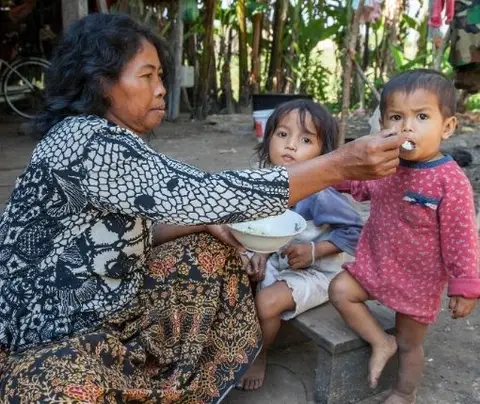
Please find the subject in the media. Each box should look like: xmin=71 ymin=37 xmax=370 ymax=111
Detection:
xmin=286 ymin=130 xmax=406 ymax=206
xmin=244 ymin=253 xmax=268 ymax=282
xmin=206 ymin=224 xmax=245 ymax=252
xmin=334 ymin=129 xmax=406 ymax=180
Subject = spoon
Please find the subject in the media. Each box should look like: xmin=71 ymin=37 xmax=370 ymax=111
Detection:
xmin=384 ymin=132 xmax=415 ymax=151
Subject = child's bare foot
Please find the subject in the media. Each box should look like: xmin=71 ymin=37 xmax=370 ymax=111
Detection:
xmin=369 ymin=335 xmax=398 ymax=388
xmin=237 ymin=350 xmax=267 ymax=391
xmin=382 ymin=389 xmax=416 ymax=404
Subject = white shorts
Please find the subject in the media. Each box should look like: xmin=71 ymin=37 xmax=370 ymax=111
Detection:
xmin=258 ymin=251 xmax=353 ymax=320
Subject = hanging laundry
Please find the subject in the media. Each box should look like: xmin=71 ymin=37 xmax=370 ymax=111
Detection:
xmin=352 ymin=0 xmax=383 ymax=24
xmin=428 ymin=0 xmax=455 ymax=28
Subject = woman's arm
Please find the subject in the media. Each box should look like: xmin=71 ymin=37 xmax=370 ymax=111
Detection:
xmin=286 ymin=129 xmax=403 ymax=205
xmin=82 ymin=124 xmax=404 ymax=225
xmin=153 ymin=223 xmax=245 ymax=249
xmin=152 ymin=223 xmax=206 ymax=246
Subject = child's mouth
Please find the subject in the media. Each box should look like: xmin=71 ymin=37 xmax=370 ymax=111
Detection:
xmin=282 ymin=154 xmax=295 ymax=162
xmin=401 ymin=140 xmax=415 ymax=152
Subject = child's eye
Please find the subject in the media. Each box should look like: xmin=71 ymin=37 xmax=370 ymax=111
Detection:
xmin=389 ymin=114 xmax=401 ymax=121
xmin=276 ymin=131 xmax=288 ymax=138
xmin=301 ymin=136 xmax=312 ymax=144
xmin=418 ymin=113 xmax=428 ymax=120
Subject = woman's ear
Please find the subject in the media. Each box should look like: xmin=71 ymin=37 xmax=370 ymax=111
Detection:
xmin=442 ymin=116 xmax=457 ymax=140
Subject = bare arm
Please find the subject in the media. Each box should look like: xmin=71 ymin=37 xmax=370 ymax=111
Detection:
xmin=152 ymin=223 xmax=206 ymax=246
xmin=153 ymin=223 xmax=245 ymax=250
xmin=314 ymin=240 xmax=341 ymax=260
xmin=286 ymin=129 xmax=404 ymax=206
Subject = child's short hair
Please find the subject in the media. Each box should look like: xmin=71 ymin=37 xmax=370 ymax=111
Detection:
xmin=380 ymin=69 xmax=456 ymax=119
xmin=256 ymin=99 xmax=338 ymax=168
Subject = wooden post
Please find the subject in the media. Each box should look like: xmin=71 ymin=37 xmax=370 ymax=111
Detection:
xmin=339 ymin=0 xmax=364 ymax=146
xmin=195 ymin=0 xmax=216 ymax=120
xmin=237 ymin=0 xmax=249 ymax=107
xmin=250 ymin=1 xmax=264 ymax=95
xmin=96 ymin=0 xmax=109 ymax=13
xmin=168 ymin=0 xmax=185 ymax=121
xmin=62 ymin=0 xmax=88 ymax=29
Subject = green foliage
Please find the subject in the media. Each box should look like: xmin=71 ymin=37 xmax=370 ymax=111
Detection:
xmin=184 ymin=0 xmax=200 ymax=22
xmin=143 ymin=0 xmax=479 ymax=117
xmin=247 ymin=0 xmax=268 ymax=16
xmin=466 ymin=94 xmax=480 ymax=112
xmin=391 ymin=45 xmax=428 ymax=71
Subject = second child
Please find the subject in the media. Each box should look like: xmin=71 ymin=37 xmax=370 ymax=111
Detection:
xmin=238 ymin=99 xmax=364 ymax=390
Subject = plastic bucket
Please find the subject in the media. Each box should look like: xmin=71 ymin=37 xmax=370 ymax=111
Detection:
xmin=252 ymin=109 xmax=274 ymax=142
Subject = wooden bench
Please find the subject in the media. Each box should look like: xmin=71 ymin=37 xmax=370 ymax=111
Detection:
xmin=285 ymin=301 xmax=398 ymax=404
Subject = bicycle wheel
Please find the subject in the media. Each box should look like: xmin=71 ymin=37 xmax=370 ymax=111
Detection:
xmin=2 ymin=57 xmax=50 ymax=119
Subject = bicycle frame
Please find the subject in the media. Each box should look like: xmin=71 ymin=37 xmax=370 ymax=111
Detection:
xmin=0 ymin=58 xmax=38 ymax=93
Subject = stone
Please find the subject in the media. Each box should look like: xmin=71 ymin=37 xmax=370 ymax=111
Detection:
xmin=288 ymin=301 xmax=398 ymax=404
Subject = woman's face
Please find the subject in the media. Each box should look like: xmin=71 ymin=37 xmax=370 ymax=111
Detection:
xmin=104 ymin=39 xmax=167 ymax=135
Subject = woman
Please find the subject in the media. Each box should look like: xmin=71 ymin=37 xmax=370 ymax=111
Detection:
xmin=0 ymin=13 xmax=405 ymax=403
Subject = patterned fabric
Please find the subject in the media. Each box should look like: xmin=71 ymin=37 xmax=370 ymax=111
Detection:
xmin=450 ymin=0 xmax=480 ymax=92
xmin=0 ymin=233 xmax=262 ymax=403
xmin=0 ymin=115 xmax=289 ymax=352
xmin=450 ymin=0 xmax=480 ymax=67
xmin=338 ymin=155 xmax=480 ymax=324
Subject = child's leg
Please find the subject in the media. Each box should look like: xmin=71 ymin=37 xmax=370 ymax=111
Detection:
xmin=238 ymin=281 xmax=295 ymax=391
xmin=383 ymin=313 xmax=428 ymax=404
xmin=329 ymin=271 xmax=398 ymax=388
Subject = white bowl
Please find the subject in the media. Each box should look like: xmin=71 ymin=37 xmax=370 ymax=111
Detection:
xmin=227 ymin=210 xmax=307 ymax=253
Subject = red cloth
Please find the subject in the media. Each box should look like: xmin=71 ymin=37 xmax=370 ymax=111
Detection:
xmin=429 ymin=0 xmax=455 ymax=28
xmin=337 ymin=157 xmax=480 ymax=324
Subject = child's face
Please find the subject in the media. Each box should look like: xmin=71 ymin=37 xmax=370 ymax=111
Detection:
xmin=268 ymin=110 xmax=322 ymax=167
xmin=381 ymin=89 xmax=456 ymax=162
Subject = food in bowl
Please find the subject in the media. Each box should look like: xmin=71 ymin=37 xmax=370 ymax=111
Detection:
xmin=227 ymin=210 xmax=307 ymax=253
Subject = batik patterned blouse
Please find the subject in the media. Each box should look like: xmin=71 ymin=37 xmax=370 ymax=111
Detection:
xmin=0 ymin=115 xmax=289 ymax=351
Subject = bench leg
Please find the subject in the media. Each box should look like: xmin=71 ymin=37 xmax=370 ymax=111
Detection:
xmin=314 ymin=345 xmax=398 ymax=404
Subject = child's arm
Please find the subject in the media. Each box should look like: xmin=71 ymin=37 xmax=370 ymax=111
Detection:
xmin=283 ymin=241 xmax=341 ymax=270
xmin=333 ymin=180 xmax=372 ymax=201
xmin=310 ymin=188 xmax=363 ymax=256
xmin=284 ymin=189 xmax=363 ymax=269
xmin=439 ymin=174 xmax=480 ymax=317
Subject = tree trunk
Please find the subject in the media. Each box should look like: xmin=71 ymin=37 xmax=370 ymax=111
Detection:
xmin=208 ymin=44 xmax=220 ymax=113
xmin=194 ymin=0 xmax=216 ymax=120
xmin=379 ymin=0 xmax=402 ymax=76
xmin=62 ymin=0 xmax=88 ymax=29
xmin=339 ymin=0 xmax=364 ymax=146
xmin=386 ymin=0 xmax=403 ymax=73
xmin=236 ymin=0 xmax=249 ymax=107
xmin=184 ymin=22 xmax=198 ymax=115
xmin=118 ymin=0 xmax=128 ymax=12
xmin=266 ymin=0 xmax=288 ymax=92
xmin=250 ymin=2 xmax=264 ymax=95
xmin=168 ymin=0 xmax=185 ymax=121
xmin=221 ymin=27 xmax=235 ymax=114
xmin=285 ymin=0 xmax=301 ymax=93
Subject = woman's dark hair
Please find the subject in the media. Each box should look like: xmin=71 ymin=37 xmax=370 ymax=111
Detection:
xmin=32 ymin=13 xmax=172 ymax=138
xmin=255 ymin=99 xmax=338 ymax=168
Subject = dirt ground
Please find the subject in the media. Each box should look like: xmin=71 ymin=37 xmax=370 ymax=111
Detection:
xmin=0 ymin=112 xmax=479 ymax=403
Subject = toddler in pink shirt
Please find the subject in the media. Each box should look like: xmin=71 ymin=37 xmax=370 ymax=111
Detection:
xmin=329 ymin=69 xmax=480 ymax=404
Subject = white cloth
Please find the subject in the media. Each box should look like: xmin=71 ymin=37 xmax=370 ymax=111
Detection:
xmin=258 ymin=221 xmax=354 ymax=320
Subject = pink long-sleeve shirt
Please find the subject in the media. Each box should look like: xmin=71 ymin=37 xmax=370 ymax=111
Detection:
xmin=336 ymin=156 xmax=480 ymax=324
